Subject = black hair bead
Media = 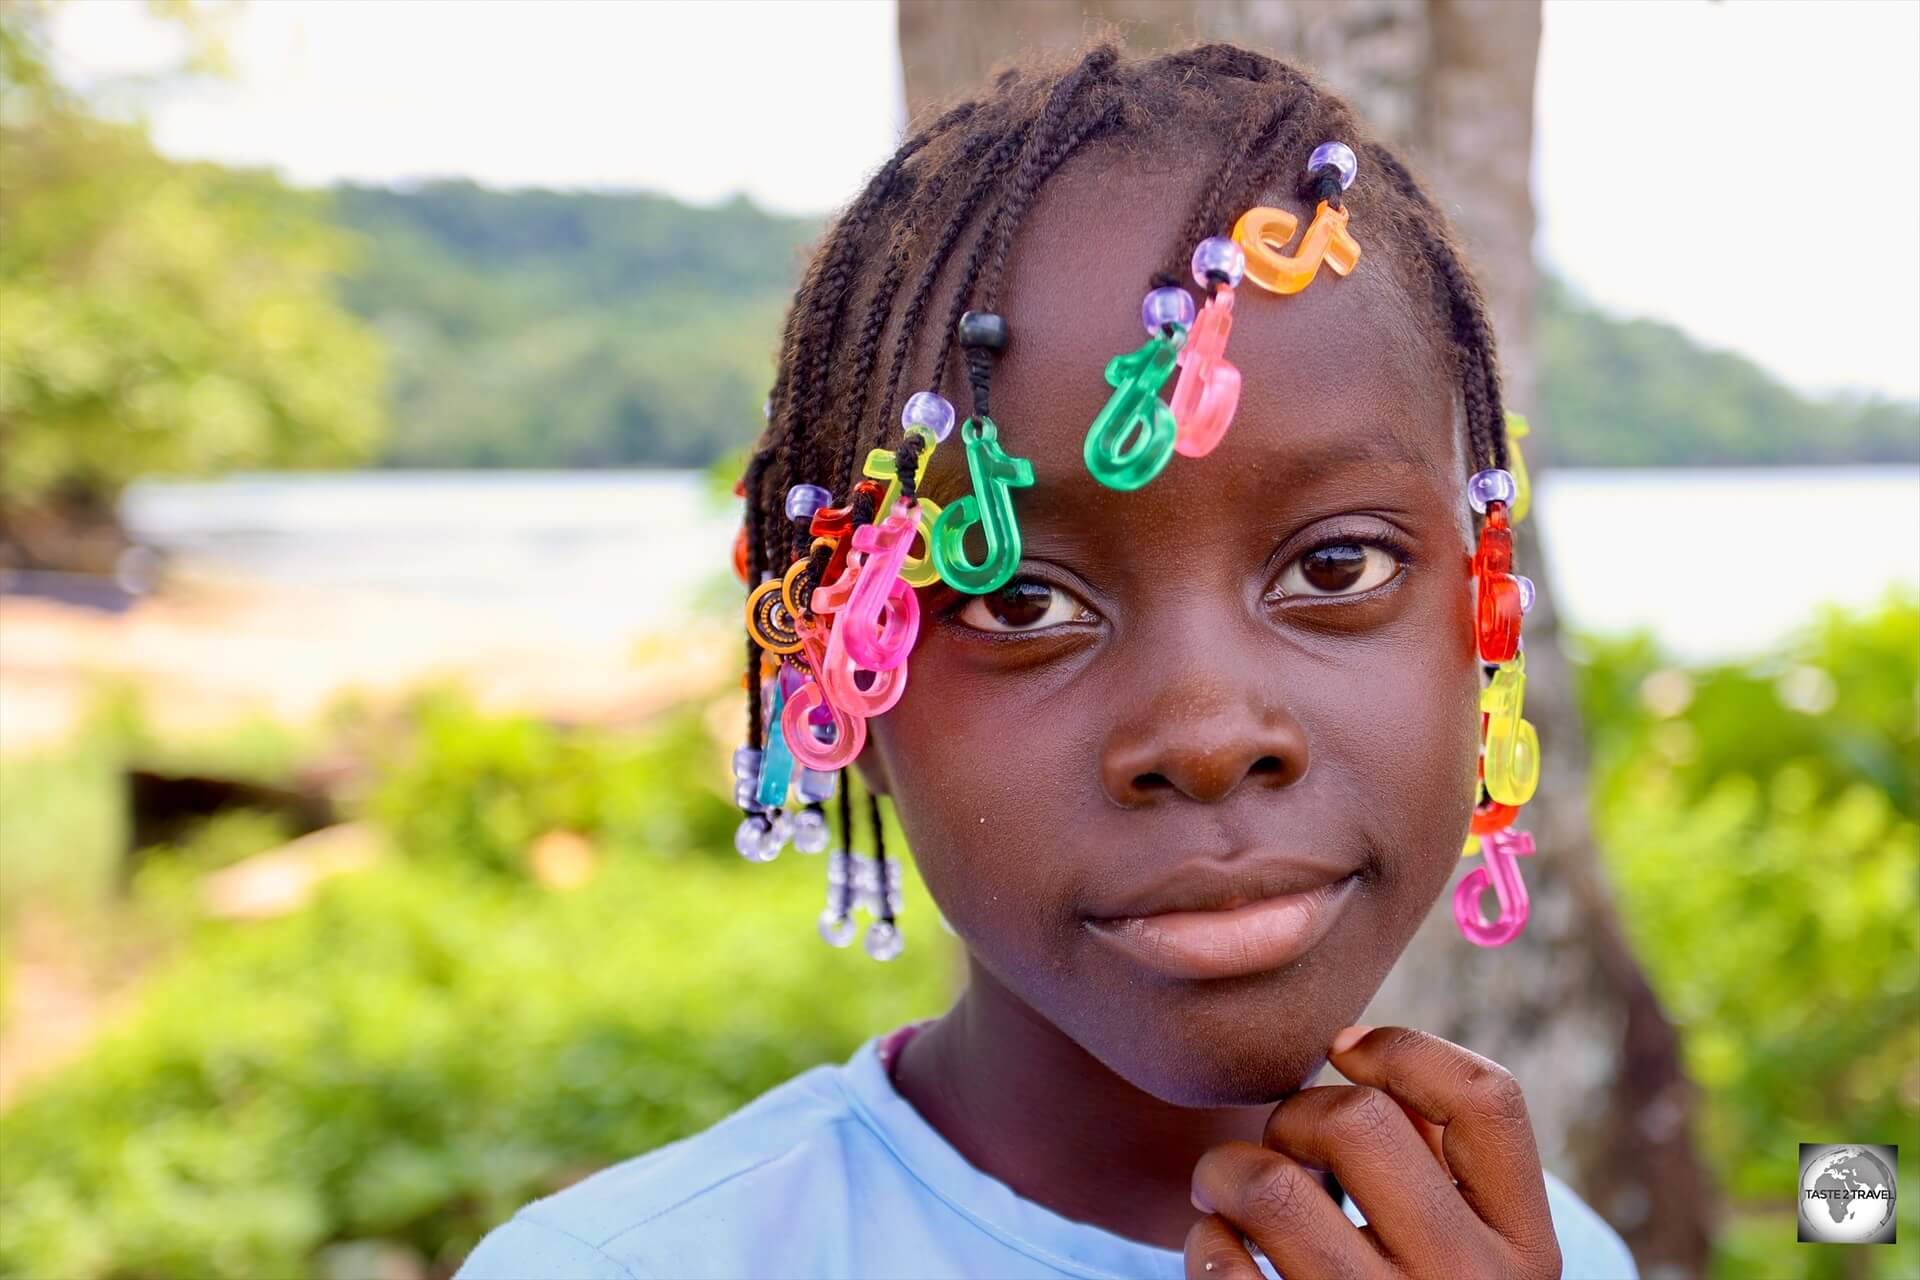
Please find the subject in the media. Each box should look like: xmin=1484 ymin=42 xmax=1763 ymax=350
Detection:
xmin=957 ymin=310 xmax=1011 ymax=352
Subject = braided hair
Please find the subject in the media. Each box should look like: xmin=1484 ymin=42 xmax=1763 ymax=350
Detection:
xmin=740 ymin=43 xmax=1512 ymax=848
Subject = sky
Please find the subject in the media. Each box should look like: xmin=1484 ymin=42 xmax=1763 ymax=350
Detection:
xmin=50 ymin=0 xmax=1920 ymax=402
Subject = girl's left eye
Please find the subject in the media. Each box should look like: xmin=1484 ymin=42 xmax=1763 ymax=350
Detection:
xmin=1273 ymin=542 xmax=1403 ymax=598
xmin=954 ymin=578 xmax=1093 ymax=633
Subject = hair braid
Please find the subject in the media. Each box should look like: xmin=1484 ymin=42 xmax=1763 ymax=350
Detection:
xmin=1364 ymin=143 xmax=1509 ymax=472
xmin=975 ymin=46 xmax=1122 ymax=316
xmin=834 ymin=127 xmax=1003 ymax=498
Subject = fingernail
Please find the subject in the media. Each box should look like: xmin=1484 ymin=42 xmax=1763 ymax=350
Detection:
xmin=1192 ymin=1186 xmax=1214 ymax=1214
xmin=1330 ymin=1024 xmax=1372 ymax=1054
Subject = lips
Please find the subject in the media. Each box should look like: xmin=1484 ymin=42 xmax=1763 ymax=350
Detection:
xmin=1089 ymin=850 xmax=1361 ymax=920
xmin=1085 ymin=855 xmax=1360 ymax=981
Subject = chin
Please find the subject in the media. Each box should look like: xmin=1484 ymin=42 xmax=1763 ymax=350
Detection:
xmin=1052 ymin=967 xmax=1352 ymax=1108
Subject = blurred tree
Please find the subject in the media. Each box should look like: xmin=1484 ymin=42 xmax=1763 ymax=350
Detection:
xmin=898 ymin=2 xmax=1710 ymax=1274
xmin=0 ymin=0 xmax=386 ymax=572
xmin=332 ymin=182 xmax=808 ymax=469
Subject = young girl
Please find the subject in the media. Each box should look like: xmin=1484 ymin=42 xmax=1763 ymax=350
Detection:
xmin=460 ymin=43 xmax=1638 ymax=1280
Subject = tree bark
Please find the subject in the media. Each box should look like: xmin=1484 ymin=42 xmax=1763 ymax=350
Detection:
xmin=898 ymin=3 xmax=1712 ymax=1276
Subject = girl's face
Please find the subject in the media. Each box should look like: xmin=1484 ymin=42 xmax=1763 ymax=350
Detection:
xmin=862 ymin=150 xmax=1482 ymax=1108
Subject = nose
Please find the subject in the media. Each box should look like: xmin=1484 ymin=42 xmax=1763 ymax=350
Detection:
xmin=1098 ymin=674 xmax=1310 ymax=807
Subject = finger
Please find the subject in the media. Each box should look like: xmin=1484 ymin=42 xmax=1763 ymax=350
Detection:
xmin=1192 ymin=1140 xmax=1386 ymax=1280
xmin=1396 ymin=1098 xmax=1449 ymax=1172
xmin=1329 ymin=1025 xmax=1554 ymax=1252
xmin=1262 ymin=1083 xmax=1472 ymax=1263
xmin=1183 ymin=1215 xmax=1262 ymax=1280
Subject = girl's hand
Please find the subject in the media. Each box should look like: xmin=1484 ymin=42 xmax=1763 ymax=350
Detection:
xmin=1185 ymin=1026 xmax=1562 ymax=1280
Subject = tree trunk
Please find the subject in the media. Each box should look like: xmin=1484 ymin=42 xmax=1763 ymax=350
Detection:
xmin=898 ymin=3 xmax=1712 ymax=1276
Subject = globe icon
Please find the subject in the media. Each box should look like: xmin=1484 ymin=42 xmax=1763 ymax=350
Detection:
xmin=1800 ymin=1146 xmax=1897 ymax=1243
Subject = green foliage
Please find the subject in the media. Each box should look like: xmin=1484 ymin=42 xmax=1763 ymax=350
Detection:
xmin=368 ymin=692 xmax=740 ymax=876
xmin=333 ymin=183 xmax=811 ymax=468
xmin=1576 ymin=593 xmax=1920 ymax=1279
xmin=0 ymin=2 xmax=386 ymax=517
xmin=0 ymin=690 xmax=311 ymax=928
xmin=1539 ymin=277 xmax=1919 ymax=466
xmin=0 ymin=853 xmax=951 ymax=1280
xmin=0 ymin=711 xmax=126 ymax=919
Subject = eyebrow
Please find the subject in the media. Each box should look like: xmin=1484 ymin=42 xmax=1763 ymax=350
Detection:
xmin=1272 ymin=431 xmax=1439 ymax=485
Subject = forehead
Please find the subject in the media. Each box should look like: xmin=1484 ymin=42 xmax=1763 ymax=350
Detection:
xmin=920 ymin=139 xmax=1461 ymax=517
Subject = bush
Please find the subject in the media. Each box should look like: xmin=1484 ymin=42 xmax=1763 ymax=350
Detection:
xmin=1576 ymin=592 xmax=1920 ymax=1280
xmin=368 ymin=693 xmax=741 ymax=877
xmin=0 ymin=849 xmax=951 ymax=1279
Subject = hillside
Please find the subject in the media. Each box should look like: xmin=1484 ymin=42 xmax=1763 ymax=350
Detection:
xmin=332 ymin=182 xmax=1918 ymax=470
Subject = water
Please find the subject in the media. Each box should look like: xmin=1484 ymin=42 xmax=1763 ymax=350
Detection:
xmin=120 ymin=470 xmax=740 ymax=636
xmin=118 ymin=466 xmax=1920 ymax=660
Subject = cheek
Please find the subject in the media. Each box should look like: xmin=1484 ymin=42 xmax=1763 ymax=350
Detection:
xmin=863 ymin=660 xmax=1086 ymax=955
xmin=1330 ymin=574 xmax=1483 ymax=911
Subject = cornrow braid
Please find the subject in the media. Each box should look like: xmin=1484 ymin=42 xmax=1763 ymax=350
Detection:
xmin=879 ymin=118 xmax=1035 ymax=472
xmin=913 ymin=51 xmax=1121 ymax=420
xmin=769 ymin=102 xmax=983 ymax=561
xmin=741 ymin=447 xmax=773 ymax=753
xmin=869 ymin=789 xmax=893 ymax=929
xmin=1362 ymin=142 xmax=1510 ymax=472
xmin=937 ymin=52 xmax=1127 ymax=421
xmin=837 ymin=126 xmax=1006 ymax=498
xmin=1163 ymin=52 xmax=1316 ymax=280
xmin=974 ymin=46 xmax=1122 ymax=317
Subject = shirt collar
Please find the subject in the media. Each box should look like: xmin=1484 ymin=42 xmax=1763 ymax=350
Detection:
xmin=836 ymin=1029 xmax=1194 ymax=1279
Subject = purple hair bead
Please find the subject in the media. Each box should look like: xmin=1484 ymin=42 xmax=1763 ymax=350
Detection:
xmin=1190 ymin=237 xmax=1247 ymax=288
xmin=1141 ymin=286 xmax=1197 ymax=337
xmin=901 ymin=391 xmax=956 ymax=443
xmin=1467 ymin=468 xmax=1517 ymax=514
xmin=785 ymin=483 xmax=831 ymax=524
xmin=731 ymin=746 xmax=763 ymax=782
xmin=795 ymin=766 xmax=839 ymax=804
xmin=1515 ymin=575 xmax=1536 ymax=616
xmin=1307 ymin=141 xmax=1358 ymax=190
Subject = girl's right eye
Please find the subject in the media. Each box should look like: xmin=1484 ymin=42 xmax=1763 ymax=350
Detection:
xmin=954 ymin=578 xmax=1093 ymax=633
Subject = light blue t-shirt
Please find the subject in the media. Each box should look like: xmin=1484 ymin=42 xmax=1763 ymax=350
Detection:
xmin=458 ymin=1029 xmax=1639 ymax=1279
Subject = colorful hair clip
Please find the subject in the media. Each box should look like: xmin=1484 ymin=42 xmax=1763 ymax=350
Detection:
xmin=1232 ymin=142 xmax=1362 ymax=296
xmin=862 ymin=392 xmax=953 ymax=588
xmin=755 ymin=678 xmax=798 ymax=811
xmin=1084 ymin=306 xmax=1184 ymax=491
xmin=1453 ymin=826 xmax=1534 ymax=948
xmin=827 ymin=501 xmax=921 ymax=673
xmin=1480 ymin=652 xmax=1540 ymax=807
xmin=1169 ymin=237 xmax=1246 ymax=459
xmin=930 ymin=416 xmax=1034 ymax=595
xmin=1232 ymin=203 xmax=1360 ymax=295
xmin=746 ymin=578 xmax=803 ymax=655
xmin=1470 ymin=472 xmax=1522 ymax=664
xmin=809 ymin=479 xmax=888 ymax=587
xmin=783 ymin=616 xmax=866 ymax=771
